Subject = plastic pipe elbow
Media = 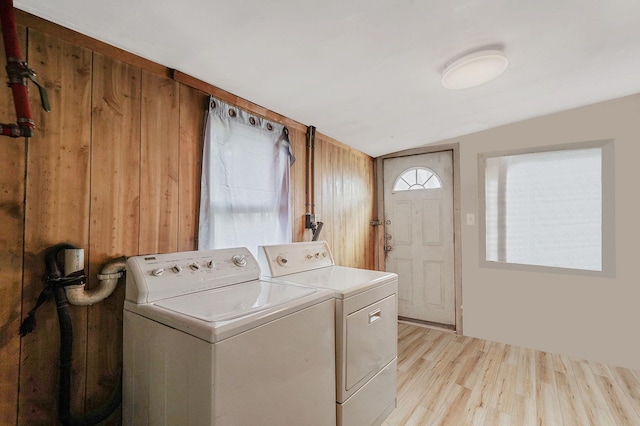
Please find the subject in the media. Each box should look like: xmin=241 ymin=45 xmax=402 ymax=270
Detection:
xmin=64 ymin=256 xmax=127 ymax=306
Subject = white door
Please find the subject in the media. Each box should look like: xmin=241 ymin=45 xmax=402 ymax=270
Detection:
xmin=383 ymin=151 xmax=454 ymax=325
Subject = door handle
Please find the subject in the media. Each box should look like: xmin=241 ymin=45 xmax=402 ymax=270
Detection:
xmin=368 ymin=308 xmax=381 ymax=324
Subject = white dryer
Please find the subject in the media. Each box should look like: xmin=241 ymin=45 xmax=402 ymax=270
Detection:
xmin=258 ymin=241 xmax=398 ymax=426
xmin=123 ymin=247 xmax=336 ymax=426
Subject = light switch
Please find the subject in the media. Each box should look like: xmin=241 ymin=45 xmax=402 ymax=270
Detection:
xmin=466 ymin=213 xmax=475 ymax=226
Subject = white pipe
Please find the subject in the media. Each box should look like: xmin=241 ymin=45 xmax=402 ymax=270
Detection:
xmin=63 ymin=249 xmax=126 ymax=306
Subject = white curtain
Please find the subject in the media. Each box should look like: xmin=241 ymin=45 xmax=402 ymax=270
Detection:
xmin=198 ymin=97 xmax=294 ymax=257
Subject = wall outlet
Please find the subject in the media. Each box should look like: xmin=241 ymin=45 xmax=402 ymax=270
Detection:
xmin=466 ymin=213 xmax=475 ymax=226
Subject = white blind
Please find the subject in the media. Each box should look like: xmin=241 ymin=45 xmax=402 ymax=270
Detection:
xmin=485 ymin=147 xmax=602 ymax=271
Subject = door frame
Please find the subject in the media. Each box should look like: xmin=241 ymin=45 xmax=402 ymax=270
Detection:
xmin=375 ymin=143 xmax=463 ymax=334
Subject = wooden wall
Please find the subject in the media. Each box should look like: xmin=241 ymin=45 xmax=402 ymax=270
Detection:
xmin=0 ymin=10 xmax=375 ymax=425
xmin=314 ymin=132 xmax=376 ymax=269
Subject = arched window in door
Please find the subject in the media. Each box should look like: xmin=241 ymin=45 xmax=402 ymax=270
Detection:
xmin=392 ymin=167 xmax=442 ymax=192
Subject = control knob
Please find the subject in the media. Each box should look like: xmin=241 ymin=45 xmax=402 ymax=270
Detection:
xmin=189 ymin=263 xmax=200 ymax=271
xmin=276 ymin=255 xmax=288 ymax=266
xmin=232 ymin=254 xmax=247 ymax=267
xmin=151 ymin=268 xmax=164 ymax=277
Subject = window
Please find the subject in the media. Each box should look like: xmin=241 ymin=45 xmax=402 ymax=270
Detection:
xmin=393 ymin=167 xmax=442 ymax=192
xmin=481 ymin=141 xmax=614 ymax=273
xmin=198 ymin=97 xmax=294 ymax=257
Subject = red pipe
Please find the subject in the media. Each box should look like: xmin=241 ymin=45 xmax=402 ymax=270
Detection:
xmin=1 ymin=0 xmax=35 ymax=137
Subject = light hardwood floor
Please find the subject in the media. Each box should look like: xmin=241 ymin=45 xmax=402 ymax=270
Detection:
xmin=383 ymin=323 xmax=640 ymax=425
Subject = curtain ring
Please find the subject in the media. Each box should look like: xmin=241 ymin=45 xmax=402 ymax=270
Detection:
xmin=210 ymin=99 xmax=216 ymax=109
xmin=266 ymin=123 xmax=273 ymax=131
xmin=249 ymin=117 xmax=256 ymax=125
xmin=228 ymin=108 xmax=236 ymax=117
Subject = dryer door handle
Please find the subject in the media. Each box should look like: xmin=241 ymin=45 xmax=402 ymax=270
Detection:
xmin=368 ymin=308 xmax=381 ymax=324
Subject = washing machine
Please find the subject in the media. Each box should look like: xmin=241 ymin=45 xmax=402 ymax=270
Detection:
xmin=258 ymin=241 xmax=398 ymax=426
xmin=123 ymin=247 xmax=336 ymax=426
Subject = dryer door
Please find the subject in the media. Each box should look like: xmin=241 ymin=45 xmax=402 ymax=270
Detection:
xmin=345 ymin=294 xmax=397 ymax=391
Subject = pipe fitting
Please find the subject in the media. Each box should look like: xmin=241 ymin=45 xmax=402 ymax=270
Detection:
xmin=63 ymin=251 xmax=127 ymax=306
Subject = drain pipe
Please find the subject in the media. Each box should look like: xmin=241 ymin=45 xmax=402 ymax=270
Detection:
xmin=304 ymin=126 xmax=325 ymax=241
xmin=305 ymin=126 xmax=325 ymax=240
xmin=305 ymin=125 xmax=316 ymax=216
xmin=63 ymin=249 xmax=126 ymax=306
xmin=44 ymin=243 xmax=125 ymax=425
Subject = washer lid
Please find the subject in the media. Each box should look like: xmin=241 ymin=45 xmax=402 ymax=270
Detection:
xmin=267 ymin=265 xmax=398 ymax=299
xmin=154 ymin=280 xmax=317 ymax=322
xmin=125 ymin=280 xmax=332 ymax=343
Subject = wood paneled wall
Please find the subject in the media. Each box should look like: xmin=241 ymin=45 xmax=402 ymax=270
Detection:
xmin=314 ymin=132 xmax=376 ymax=269
xmin=0 ymin=10 xmax=375 ymax=425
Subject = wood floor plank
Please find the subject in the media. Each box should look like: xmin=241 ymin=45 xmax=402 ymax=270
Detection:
xmin=609 ymin=366 xmax=640 ymax=418
xmin=535 ymin=362 xmax=563 ymax=425
xmin=589 ymin=360 xmax=615 ymax=379
xmin=535 ymin=350 xmax=556 ymax=384
xmin=463 ymin=346 xmax=504 ymax=421
xmin=514 ymin=346 xmax=536 ymax=400
xmin=384 ymin=325 xmax=640 ymax=426
xmin=595 ymin=374 xmax=640 ymax=425
xmin=511 ymin=394 xmax=537 ymax=426
xmin=554 ymin=370 xmax=591 ymax=426
xmin=570 ymin=358 xmax=617 ymax=425
xmin=491 ymin=362 xmax=517 ymax=415
xmin=503 ymin=343 xmax=520 ymax=366
xmin=454 ymin=343 xmax=487 ymax=389
xmin=552 ymin=352 xmax=573 ymax=375
xmin=429 ymin=384 xmax=471 ymax=425
xmin=421 ymin=360 xmax=464 ymax=414
xmin=457 ymin=345 xmax=491 ymax=390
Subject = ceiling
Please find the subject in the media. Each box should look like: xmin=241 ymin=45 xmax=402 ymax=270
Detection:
xmin=14 ymin=0 xmax=640 ymax=157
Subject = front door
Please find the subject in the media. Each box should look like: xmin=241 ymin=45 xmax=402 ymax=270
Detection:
xmin=383 ymin=150 xmax=454 ymax=325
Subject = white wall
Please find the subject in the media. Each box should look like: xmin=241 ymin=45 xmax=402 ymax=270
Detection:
xmin=447 ymin=93 xmax=640 ymax=369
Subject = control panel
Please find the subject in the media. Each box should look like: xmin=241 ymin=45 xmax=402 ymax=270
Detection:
xmin=258 ymin=241 xmax=335 ymax=277
xmin=126 ymin=247 xmax=260 ymax=304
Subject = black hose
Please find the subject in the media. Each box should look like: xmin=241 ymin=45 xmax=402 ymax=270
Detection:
xmin=311 ymin=221 xmax=324 ymax=241
xmin=53 ymin=285 xmax=73 ymax=424
xmin=45 ymin=243 xmax=121 ymax=426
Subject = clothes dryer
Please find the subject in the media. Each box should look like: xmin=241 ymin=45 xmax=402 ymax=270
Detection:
xmin=259 ymin=241 xmax=398 ymax=426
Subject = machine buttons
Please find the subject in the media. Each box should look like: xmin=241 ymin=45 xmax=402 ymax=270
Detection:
xmin=189 ymin=263 xmax=201 ymax=271
xmin=232 ymin=254 xmax=247 ymax=267
xmin=207 ymin=260 xmax=215 ymax=269
xmin=172 ymin=264 xmax=182 ymax=273
xmin=306 ymin=254 xmax=313 ymax=260
xmin=276 ymin=255 xmax=288 ymax=266
xmin=151 ymin=268 xmax=164 ymax=277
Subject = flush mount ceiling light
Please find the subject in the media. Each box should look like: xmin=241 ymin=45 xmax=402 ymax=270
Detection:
xmin=441 ymin=49 xmax=509 ymax=89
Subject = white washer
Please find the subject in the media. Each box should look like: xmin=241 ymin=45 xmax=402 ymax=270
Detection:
xmin=123 ymin=247 xmax=336 ymax=426
xmin=258 ymin=241 xmax=398 ymax=426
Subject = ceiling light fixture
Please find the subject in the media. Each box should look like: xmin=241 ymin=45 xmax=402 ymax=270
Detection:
xmin=441 ymin=49 xmax=508 ymax=89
